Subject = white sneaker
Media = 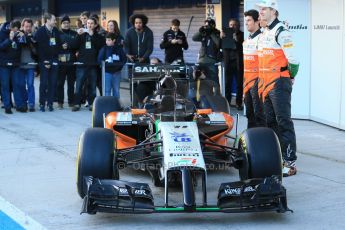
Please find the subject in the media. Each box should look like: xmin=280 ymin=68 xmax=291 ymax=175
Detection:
xmin=283 ymin=160 xmax=297 ymax=177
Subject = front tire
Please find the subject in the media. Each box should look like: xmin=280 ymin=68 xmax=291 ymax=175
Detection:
xmin=76 ymin=128 xmax=115 ymax=198
xmin=238 ymin=127 xmax=282 ymax=181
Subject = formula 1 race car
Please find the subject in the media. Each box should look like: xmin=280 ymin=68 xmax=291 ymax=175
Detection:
xmin=76 ymin=65 xmax=291 ymax=215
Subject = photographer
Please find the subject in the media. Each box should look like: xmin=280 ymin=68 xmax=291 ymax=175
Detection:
xmin=20 ymin=18 xmax=37 ymax=112
xmin=192 ymin=18 xmax=221 ymax=84
xmin=0 ymin=20 xmax=26 ymax=114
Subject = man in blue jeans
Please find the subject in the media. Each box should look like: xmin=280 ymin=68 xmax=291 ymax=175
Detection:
xmin=20 ymin=18 xmax=37 ymax=112
xmin=0 ymin=20 xmax=26 ymax=114
xmin=98 ymin=32 xmax=126 ymax=98
xmin=34 ymin=13 xmax=60 ymax=112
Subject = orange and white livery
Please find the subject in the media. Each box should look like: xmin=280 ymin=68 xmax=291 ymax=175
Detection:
xmin=257 ymin=19 xmax=298 ymax=99
xmin=243 ymin=29 xmax=261 ymax=95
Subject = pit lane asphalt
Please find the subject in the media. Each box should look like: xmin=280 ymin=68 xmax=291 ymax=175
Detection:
xmin=0 ymin=83 xmax=345 ymax=229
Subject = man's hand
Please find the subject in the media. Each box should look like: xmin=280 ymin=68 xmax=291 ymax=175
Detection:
xmin=171 ymin=39 xmax=178 ymax=44
xmin=220 ymin=31 xmax=226 ymax=38
xmin=138 ymin=57 xmax=145 ymax=63
xmin=62 ymin=43 xmax=68 ymax=50
xmin=177 ymin=39 xmax=183 ymax=45
xmin=17 ymin=31 xmax=24 ymax=37
xmin=77 ymin=28 xmax=84 ymax=35
xmin=9 ymin=31 xmax=15 ymax=41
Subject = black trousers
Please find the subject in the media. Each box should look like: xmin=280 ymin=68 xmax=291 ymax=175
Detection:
xmin=223 ymin=49 xmax=243 ymax=106
xmin=244 ymin=79 xmax=266 ymax=128
xmin=57 ymin=65 xmax=76 ymax=104
xmin=264 ymin=77 xmax=296 ymax=161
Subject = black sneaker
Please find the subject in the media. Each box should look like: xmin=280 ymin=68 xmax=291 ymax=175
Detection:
xmin=48 ymin=105 xmax=54 ymax=112
xmin=40 ymin=105 xmax=45 ymax=112
xmin=5 ymin=108 xmax=13 ymax=114
xmin=29 ymin=107 xmax=36 ymax=112
xmin=283 ymin=160 xmax=297 ymax=177
xmin=16 ymin=107 xmax=27 ymax=113
xmin=236 ymin=105 xmax=244 ymax=111
xmin=72 ymin=105 xmax=80 ymax=112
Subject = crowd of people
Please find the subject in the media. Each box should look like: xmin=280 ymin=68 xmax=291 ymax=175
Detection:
xmin=0 ymin=0 xmax=299 ymax=176
xmin=0 ymin=10 xmax=246 ymax=114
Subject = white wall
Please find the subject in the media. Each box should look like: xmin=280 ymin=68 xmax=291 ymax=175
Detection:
xmin=310 ymin=0 xmax=343 ymax=128
xmin=244 ymin=0 xmax=311 ymax=119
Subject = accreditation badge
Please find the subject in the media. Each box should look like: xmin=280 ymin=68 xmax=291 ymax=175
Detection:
xmin=85 ymin=41 xmax=91 ymax=49
xmin=50 ymin=37 xmax=56 ymax=46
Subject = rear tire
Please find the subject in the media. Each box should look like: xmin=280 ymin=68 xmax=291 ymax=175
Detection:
xmin=92 ymin=96 xmax=122 ymax=127
xmin=238 ymin=127 xmax=282 ymax=181
xmin=76 ymin=128 xmax=115 ymax=198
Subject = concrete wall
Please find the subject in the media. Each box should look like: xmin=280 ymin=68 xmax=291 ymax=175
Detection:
xmin=100 ymin=0 xmax=127 ymax=35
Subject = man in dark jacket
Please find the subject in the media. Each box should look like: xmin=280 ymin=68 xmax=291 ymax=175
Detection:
xmin=124 ymin=14 xmax=154 ymax=107
xmin=124 ymin=14 xmax=153 ymax=64
xmin=72 ymin=17 xmax=104 ymax=112
xmin=0 ymin=20 xmax=25 ymax=114
xmin=34 ymin=13 xmax=61 ymax=112
xmin=20 ymin=18 xmax=38 ymax=112
xmin=192 ymin=18 xmax=221 ymax=84
xmin=57 ymin=15 xmax=78 ymax=109
xmin=160 ymin=19 xmax=188 ymax=64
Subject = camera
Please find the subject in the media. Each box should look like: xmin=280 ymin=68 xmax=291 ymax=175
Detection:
xmin=199 ymin=26 xmax=212 ymax=37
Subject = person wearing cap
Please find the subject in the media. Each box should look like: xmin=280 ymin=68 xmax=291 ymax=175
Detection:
xmin=57 ymin=15 xmax=78 ymax=109
xmin=256 ymin=0 xmax=300 ymax=176
xmin=243 ymin=9 xmax=266 ymax=128
xmin=192 ymin=18 xmax=221 ymax=85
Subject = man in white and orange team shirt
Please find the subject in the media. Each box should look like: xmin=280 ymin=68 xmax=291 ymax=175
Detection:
xmin=256 ymin=0 xmax=299 ymax=177
xmin=243 ymin=9 xmax=266 ymax=128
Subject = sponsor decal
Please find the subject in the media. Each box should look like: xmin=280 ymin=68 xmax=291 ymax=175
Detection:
xmin=170 ymin=153 xmax=199 ymax=157
xmin=134 ymin=66 xmax=185 ymax=73
xmin=224 ymin=186 xmax=256 ymax=195
xmin=119 ymin=188 xmax=147 ymax=196
xmin=176 ymin=158 xmax=197 ymax=166
xmin=244 ymin=55 xmax=256 ymax=61
xmin=263 ymin=50 xmax=275 ymax=56
xmin=170 ymin=132 xmax=192 ymax=142
xmin=288 ymin=24 xmax=308 ymax=30
xmin=313 ymin=25 xmax=341 ymax=30
xmin=283 ymin=42 xmax=294 ymax=48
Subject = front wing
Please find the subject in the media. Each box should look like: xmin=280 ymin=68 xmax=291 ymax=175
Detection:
xmin=81 ymin=175 xmax=291 ymax=215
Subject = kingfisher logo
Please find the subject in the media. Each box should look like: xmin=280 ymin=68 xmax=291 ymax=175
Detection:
xmin=170 ymin=132 xmax=192 ymax=142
